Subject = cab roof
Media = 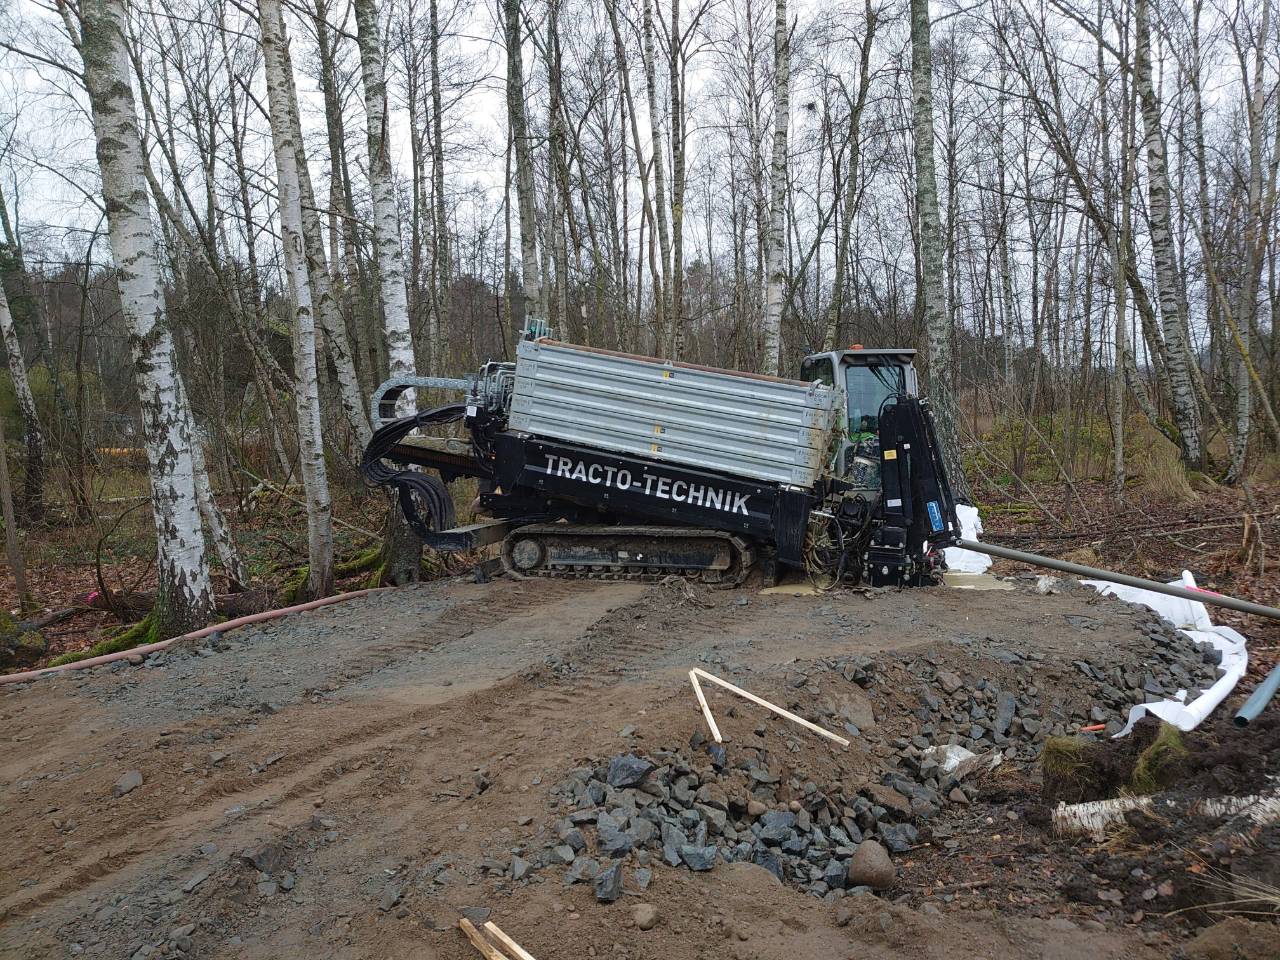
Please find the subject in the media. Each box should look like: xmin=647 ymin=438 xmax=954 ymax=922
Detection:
xmin=833 ymin=347 xmax=917 ymax=359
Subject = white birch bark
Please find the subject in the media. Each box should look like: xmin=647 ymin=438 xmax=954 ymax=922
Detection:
xmin=761 ymin=0 xmax=789 ymax=376
xmin=0 ymin=277 xmax=44 ymax=519
xmin=1134 ymin=0 xmax=1202 ymax=469
xmin=909 ymin=0 xmax=970 ymax=502
xmin=173 ymin=372 xmax=247 ymax=591
xmin=353 ymin=0 xmax=415 ymax=390
xmin=1226 ymin=0 xmax=1271 ymax=484
xmin=504 ymin=0 xmax=544 ymax=339
xmin=79 ymin=0 xmax=215 ymax=634
xmin=428 ymin=0 xmax=449 ymax=371
xmin=275 ymin=27 xmax=372 ymax=449
xmin=258 ymin=0 xmax=335 ymax=598
xmin=641 ymin=0 xmax=670 ymax=354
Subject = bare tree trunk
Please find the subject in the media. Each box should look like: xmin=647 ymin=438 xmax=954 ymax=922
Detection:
xmin=643 ymin=0 xmax=671 ymax=353
xmin=428 ymin=0 xmax=450 ymax=369
xmin=668 ymin=0 xmax=686 ymax=358
xmin=258 ymin=0 xmax=334 ymax=599
xmin=187 ymin=402 xmax=248 ymax=591
xmin=504 ymin=0 xmax=544 ymax=340
xmin=1224 ymin=0 xmax=1272 ymax=483
xmin=761 ymin=0 xmax=789 ymax=375
xmin=0 ymin=405 xmax=30 ymax=611
xmin=354 ymin=0 xmax=415 ymax=390
xmin=79 ymin=0 xmax=215 ymax=635
xmin=270 ymin=25 xmax=372 ymax=450
xmin=823 ymin=0 xmax=876 ymax=351
xmin=1098 ymin=0 xmax=1127 ymax=492
xmin=909 ymin=0 xmax=970 ymax=501
xmin=1135 ymin=0 xmax=1202 ymax=469
xmin=0 ymin=275 xmax=44 ymax=521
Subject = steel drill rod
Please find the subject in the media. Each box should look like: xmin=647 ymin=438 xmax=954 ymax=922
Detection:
xmin=955 ymin=538 xmax=1280 ymax=623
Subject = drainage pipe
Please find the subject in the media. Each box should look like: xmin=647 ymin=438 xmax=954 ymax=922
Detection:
xmin=956 ymin=538 xmax=1280 ymax=624
xmin=0 ymin=588 xmax=390 ymax=686
xmin=1234 ymin=661 xmax=1280 ymax=727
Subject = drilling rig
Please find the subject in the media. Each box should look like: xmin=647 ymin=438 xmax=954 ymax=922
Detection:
xmin=361 ymin=336 xmax=962 ymax=587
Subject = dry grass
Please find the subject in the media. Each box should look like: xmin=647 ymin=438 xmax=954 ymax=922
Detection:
xmin=1132 ymin=429 xmax=1198 ymax=503
xmin=1129 ymin=722 xmax=1189 ymax=795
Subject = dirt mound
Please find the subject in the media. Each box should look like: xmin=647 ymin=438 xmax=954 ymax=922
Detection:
xmin=0 ymin=574 xmax=1261 ymax=959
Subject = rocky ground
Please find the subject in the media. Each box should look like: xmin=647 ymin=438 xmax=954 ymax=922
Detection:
xmin=1 ymin=573 xmax=1277 ymax=960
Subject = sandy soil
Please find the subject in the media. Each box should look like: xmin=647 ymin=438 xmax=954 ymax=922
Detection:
xmin=0 ymin=574 xmax=1268 ymax=959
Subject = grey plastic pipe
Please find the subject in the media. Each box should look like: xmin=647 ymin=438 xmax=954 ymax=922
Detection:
xmin=1234 ymin=661 xmax=1280 ymax=727
xmin=956 ymin=538 xmax=1280 ymax=623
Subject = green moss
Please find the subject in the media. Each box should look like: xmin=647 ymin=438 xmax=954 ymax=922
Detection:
xmin=16 ymin=631 xmax=46 ymax=656
xmin=1040 ymin=736 xmax=1101 ymax=804
xmin=48 ymin=614 xmax=160 ymax=667
xmin=1129 ymin=723 xmax=1188 ymax=795
xmin=335 ymin=547 xmax=381 ymax=578
xmin=280 ymin=566 xmax=310 ymax=605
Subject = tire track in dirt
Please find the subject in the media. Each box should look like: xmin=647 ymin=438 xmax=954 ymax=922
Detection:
xmin=0 ymin=580 xmax=649 ymax=922
xmin=332 ymin=578 xmax=583 ymax=681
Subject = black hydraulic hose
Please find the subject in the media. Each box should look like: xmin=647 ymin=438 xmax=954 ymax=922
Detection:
xmin=1234 ymin=662 xmax=1280 ymax=727
xmin=360 ymin=403 xmax=467 ymax=538
xmin=956 ymin=538 xmax=1280 ymax=624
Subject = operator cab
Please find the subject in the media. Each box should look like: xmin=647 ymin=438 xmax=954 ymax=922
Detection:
xmin=799 ymin=347 xmax=919 ymax=482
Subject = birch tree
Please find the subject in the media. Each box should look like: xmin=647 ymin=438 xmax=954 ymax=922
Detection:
xmin=354 ymin=0 xmax=415 ymax=387
xmin=1134 ymin=0 xmax=1202 ymax=469
xmin=0 ymin=274 xmax=44 ymax=520
xmin=910 ymin=0 xmax=969 ymax=501
xmin=258 ymin=0 xmax=335 ymax=598
xmin=79 ymin=0 xmax=215 ymax=635
xmin=760 ymin=0 xmax=788 ymax=375
xmin=504 ymin=0 xmax=544 ymax=339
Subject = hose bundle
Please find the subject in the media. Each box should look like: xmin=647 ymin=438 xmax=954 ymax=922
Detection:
xmin=360 ymin=403 xmax=466 ymax=540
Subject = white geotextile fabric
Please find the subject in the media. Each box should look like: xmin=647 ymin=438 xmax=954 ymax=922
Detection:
xmin=1080 ymin=571 xmax=1249 ymax=737
xmin=949 ymin=505 xmax=1248 ymax=737
xmin=943 ymin=504 xmax=992 ymax=573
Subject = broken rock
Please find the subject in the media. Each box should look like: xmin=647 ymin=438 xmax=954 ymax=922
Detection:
xmin=594 ymin=862 xmax=624 ymax=902
xmin=113 ymin=771 xmax=143 ymax=798
xmin=606 ymin=754 xmax=654 ymax=788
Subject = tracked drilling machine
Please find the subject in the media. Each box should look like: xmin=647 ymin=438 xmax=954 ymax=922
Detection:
xmin=361 ymin=336 xmax=962 ymax=586
xmin=357 ymin=335 xmax=1280 ymax=635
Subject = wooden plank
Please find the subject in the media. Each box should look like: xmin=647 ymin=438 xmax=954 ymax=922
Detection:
xmin=691 ymin=667 xmax=849 ymax=746
xmin=688 ymin=669 xmax=723 ymax=743
xmin=458 ymin=918 xmax=512 ymax=960
xmin=483 ymin=921 xmax=539 ymax=960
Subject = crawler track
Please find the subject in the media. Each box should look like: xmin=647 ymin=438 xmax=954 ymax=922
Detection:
xmin=499 ymin=524 xmax=756 ymax=586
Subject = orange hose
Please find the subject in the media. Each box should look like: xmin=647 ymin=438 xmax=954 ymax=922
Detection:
xmin=0 ymin=588 xmax=391 ymax=686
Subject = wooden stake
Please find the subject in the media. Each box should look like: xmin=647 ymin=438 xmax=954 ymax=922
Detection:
xmin=691 ymin=667 xmax=849 ymax=746
xmin=688 ymin=669 xmax=723 ymax=743
xmin=483 ymin=921 xmax=538 ymax=960
xmin=458 ymin=918 xmax=511 ymax=960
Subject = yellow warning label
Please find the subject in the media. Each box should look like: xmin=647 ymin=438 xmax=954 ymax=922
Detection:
xmin=883 ymin=449 xmax=898 ymax=460
xmin=663 ymin=370 xmax=672 ymax=379
xmin=653 ymin=425 xmax=665 ymax=434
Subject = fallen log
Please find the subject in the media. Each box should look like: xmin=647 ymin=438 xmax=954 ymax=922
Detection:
xmin=87 ymin=589 xmax=272 ymax=622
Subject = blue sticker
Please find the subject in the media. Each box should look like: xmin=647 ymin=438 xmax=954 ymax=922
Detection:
xmin=926 ymin=500 xmax=943 ymax=532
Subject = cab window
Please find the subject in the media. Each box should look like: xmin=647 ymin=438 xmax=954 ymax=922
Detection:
xmin=845 ymin=362 xmax=903 ymax=438
xmin=799 ymin=356 xmax=835 ymax=386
